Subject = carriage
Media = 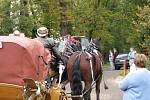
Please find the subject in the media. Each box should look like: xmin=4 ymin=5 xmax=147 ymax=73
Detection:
xmin=0 ymin=36 xmax=106 ymax=100
xmin=0 ymin=36 xmax=66 ymax=100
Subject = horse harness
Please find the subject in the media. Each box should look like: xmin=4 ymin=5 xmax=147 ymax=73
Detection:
xmin=75 ymin=49 xmax=102 ymax=86
xmin=65 ymin=50 xmax=103 ymax=99
xmin=85 ymin=51 xmax=95 ymax=82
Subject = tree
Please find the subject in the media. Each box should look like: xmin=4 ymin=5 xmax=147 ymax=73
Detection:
xmin=0 ymin=0 xmax=149 ymax=59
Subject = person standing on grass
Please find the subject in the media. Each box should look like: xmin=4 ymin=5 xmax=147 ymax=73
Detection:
xmin=119 ymin=54 xmax=150 ymax=100
xmin=109 ymin=50 xmax=114 ymax=70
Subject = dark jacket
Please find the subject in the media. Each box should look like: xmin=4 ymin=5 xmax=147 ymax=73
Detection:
xmin=36 ymin=37 xmax=61 ymax=62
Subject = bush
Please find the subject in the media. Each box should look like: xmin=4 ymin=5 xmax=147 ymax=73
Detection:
xmin=147 ymin=58 xmax=150 ymax=70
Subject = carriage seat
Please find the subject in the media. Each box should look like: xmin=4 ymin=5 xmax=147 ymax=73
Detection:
xmin=0 ymin=83 xmax=24 ymax=100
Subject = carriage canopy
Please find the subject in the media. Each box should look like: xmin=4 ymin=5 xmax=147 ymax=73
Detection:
xmin=0 ymin=36 xmax=50 ymax=86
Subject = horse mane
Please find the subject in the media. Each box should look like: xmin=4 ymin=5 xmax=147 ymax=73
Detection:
xmin=72 ymin=54 xmax=82 ymax=95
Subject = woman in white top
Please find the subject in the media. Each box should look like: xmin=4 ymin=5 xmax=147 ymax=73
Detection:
xmin=128 ymin=47 xmax=136 ymax=72
xmin=109 ymin=50 xmax=114 ymax=70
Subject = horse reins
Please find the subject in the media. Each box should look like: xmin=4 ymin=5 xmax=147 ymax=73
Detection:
xmin=63 ymin=51 xmax=106 ymax=99
xmin=62 ymin=44 xmax=108 ymax=99
xmin=62 ymin=73 xmax=102 ymax=99
xmin=85 ymin=51 xmax=95 ymax=82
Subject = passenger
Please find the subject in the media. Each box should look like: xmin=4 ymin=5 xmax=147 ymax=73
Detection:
xmin=9 ymin=30 xmax=25 ymax=37
xmin=119 ymin=54 xmax=150 ymax=100
xmin=36 ymin=27 xmax=63 ymax=66
xmin=58 ymin=36 xmax=67 ymax=55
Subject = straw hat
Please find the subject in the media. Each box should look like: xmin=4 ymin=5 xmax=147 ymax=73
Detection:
xmin=13 ymin=30 xmax=20 ymax=36
xmin=37 ymin=27 xmax=48 ymax=37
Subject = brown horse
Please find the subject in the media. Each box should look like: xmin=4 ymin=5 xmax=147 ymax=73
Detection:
xmin=67 ymin=46 xmax=105 ymax=100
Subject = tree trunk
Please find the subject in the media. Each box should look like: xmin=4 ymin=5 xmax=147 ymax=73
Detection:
xmin=10 ymin=0 xmax=20 ymax=30
xmin=88 ymin=30 xmax=93 ymax=41
xmin=20 ymin=0 xmax=29 ymax=16
xmin=59 ymin=0 xmax=68 ymax=36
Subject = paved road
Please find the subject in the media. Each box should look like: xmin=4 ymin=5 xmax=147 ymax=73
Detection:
xmin=65 ymin=70 xmax=123 ymax=100
xmin=98 ymin=70 xmax=123 ymax=100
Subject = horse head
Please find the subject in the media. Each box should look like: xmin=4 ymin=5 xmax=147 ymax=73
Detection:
xmin=85 ymin=41 xmax=100 ymax=53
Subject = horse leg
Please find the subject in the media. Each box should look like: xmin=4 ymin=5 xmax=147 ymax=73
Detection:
xmin=96 ymin=75 xmax=102 ymax=100
xmin=70 ymin=82 xmax=75 ymax=100
xmin=83 ymin=83 xmax=92 ymax=100
xmin=70 ymin=82 xmax=73 ymax=94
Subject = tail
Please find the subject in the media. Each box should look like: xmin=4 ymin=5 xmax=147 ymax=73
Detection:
xmin=72 ymin=55 xmax=82 ymax=95
xmin=102 ymin=73 xmax=109 ymax=89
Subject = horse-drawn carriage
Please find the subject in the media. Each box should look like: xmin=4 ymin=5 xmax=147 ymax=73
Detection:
xmin=0 ymin=36 xmax=66 ymax=100
xmin=0 ymin=36 xmax=107 ymax=100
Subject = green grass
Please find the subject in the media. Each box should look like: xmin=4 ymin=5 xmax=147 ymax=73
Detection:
xmin=103 ymin=62 xmax=110 ymax=70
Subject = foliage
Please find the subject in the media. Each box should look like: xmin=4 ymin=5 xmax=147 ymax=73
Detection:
xmin=0 ymin=0 xmax=13 ymax=35
xmin=136 ymin=6 xmax=150 ymax=56
xmin=0 ymin=0 xmax=150 ymax=61
xmin=147 ymin=58 xmax=150 ymax=70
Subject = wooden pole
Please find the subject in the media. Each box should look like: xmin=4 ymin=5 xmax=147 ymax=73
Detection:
xmin=123 ymin=60 xmax=126 ymax=77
